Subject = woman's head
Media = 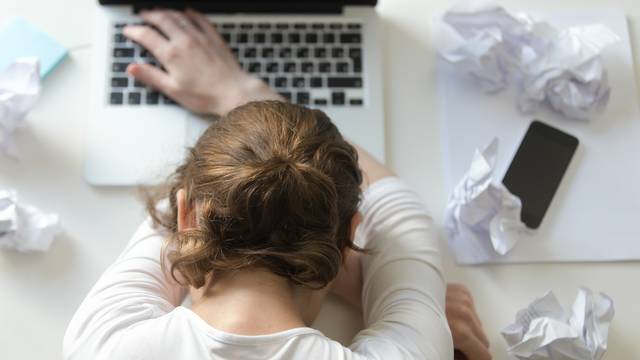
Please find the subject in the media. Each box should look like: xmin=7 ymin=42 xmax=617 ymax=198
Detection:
xmin=148 ymin=101 xmax=363 ymax=289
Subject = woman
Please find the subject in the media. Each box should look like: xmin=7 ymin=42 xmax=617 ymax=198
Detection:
xmin=64 ymin=9 xmax=490 ymax=360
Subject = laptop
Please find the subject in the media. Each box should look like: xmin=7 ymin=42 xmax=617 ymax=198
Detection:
xmin=86 ymin=0 xmax=385 ymax=185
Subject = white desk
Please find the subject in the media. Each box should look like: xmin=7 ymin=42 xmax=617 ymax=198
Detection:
xmin=1 ymin=0 xmax=639 ymax=358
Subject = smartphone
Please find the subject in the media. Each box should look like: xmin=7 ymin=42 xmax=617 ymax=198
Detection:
xmin=502 ymin=120 xmax=579 ymax=229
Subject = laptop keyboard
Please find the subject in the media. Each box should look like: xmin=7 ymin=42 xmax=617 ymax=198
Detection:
xmin=109 ymin=20 xmax=365 ymax=107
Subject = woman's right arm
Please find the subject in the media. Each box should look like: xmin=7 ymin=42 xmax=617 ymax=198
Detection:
xmin=348 ymin=172 xmax=453 ymax=359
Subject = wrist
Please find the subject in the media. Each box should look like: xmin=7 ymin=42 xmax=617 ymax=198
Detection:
xmin=214 ymin=74 xmax=282 ymax=116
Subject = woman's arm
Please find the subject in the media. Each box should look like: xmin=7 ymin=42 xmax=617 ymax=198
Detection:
xmin=123 ymin=9 xmax=281 ymax=115
xmin=63 ymin=219 xmax=187 ymax=359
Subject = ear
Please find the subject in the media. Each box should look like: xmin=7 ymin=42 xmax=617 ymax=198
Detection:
xmin=177 ymin=188 xmax=197 ymax=231
xmin=349 ymin=211 xmax=363 ymax=242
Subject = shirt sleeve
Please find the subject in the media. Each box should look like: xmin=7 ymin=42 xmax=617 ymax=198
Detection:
xmin=62 ymin=218 xmax=187 ymax=360
xmin=349 ymin=177 xmax=454 ymax=359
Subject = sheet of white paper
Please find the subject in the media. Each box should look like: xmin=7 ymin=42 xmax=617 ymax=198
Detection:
xmin=502 ymin=288 xmax=614 ymax=360
xmin=437 ymin=1 xmax=619 ymax=120
xmin=444 ymin=138 xmax=526 ymax=261
xmin=0 ymin=189 xmax=59 ymax=252
xmin=0 ymin=57 xmax=41 ymax=157
xmin=436 ymin=9 xmax=640 ymax=263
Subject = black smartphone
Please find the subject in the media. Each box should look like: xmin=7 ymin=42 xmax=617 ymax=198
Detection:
xmin=502 ymin=120 xmax=579 ymax=229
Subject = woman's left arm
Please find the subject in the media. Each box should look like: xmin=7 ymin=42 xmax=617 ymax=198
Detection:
xmin=63 ymin=219 xmax=186 ymax=359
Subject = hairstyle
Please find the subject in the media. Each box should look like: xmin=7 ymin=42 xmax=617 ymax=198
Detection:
xmin=146 ymin=101 xmax=363 ymax=289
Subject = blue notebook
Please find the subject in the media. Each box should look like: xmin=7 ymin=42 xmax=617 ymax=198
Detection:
xmin=0 ymin=17 xmax=68 ymax=78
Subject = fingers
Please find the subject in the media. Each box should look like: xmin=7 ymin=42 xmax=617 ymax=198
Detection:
xmin=167 ymin=11 xmax=205 ymax=40
xmin=185 ymin=9 xmax=225 ymax=46
xmin=457 ymin=333 xmax=492 ymax=360
xmin=140 ymin=10 xmax=187 ymax=40
xmin=123 ymin=24 xmax=169 ymax=59
xmin=126 ymin=63 xmax=174 ymax=95
xmin=446 ymin=283 xmax=492 ymax=358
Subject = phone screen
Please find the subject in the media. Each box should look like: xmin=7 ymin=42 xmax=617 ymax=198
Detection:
xmin=502 ymin=120 xmax=579 ymax=229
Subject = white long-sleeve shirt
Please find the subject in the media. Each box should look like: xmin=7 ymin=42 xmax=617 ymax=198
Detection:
xmin=63 ymin=177 xmax=453 ymax=359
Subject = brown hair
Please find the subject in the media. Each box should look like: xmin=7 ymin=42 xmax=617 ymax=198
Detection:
xmin=146 ymin=101 xmax=363 ymax=289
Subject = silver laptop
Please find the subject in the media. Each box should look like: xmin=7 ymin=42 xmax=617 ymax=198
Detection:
xmin=86 ymin=0 xmax=385 ymax=185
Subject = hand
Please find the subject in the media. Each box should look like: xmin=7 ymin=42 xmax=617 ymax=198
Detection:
xmin=123 ymin=9 xmax=281 ymax=115
xmin=446 ymin=284 xmax=491 ymax=360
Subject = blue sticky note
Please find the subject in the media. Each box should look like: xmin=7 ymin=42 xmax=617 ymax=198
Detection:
xmin=0 ymin=17 xmax=68 ymax=78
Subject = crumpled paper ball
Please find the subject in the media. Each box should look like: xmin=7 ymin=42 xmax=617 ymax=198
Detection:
xmin=444 ymin=138 xmax=526 ymax=260
xmin=437 ymin=2 xmax=619 ymax=120
xmin=502 ymin=287 xmax=614 ymax=360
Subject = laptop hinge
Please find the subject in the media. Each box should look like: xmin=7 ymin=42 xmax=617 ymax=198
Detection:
xmin=133 ymin=3 xmax=344 ymax=15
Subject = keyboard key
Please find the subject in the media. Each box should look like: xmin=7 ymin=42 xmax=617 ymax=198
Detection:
xmin=314 ymin=98 xmax=328 ymax=105
xmin=332 ymin=92 xmax=345 ymax=105
xmin=271 ymin=33 xmax=283 ymax=43
xmin=261 ymin=77 xmax=271 ymax=86
xmin=310 ymin=77 xmax=323 ymax=88
xmin=347 ymin=23 xmax=362 ymax=30
xmin=296 ymin=91 xmax=310 ymax=104
xmin=146 ymin=91 xmax=160 ymax=104
xmin=113 ymin=48 xmax=134 ymax=57
xmin=276 ymin=23 xmax=289 ymax=30
xmin=114 ymin=33 xmax=126 ymax=43
xmin=332 ymin=47 xmax=344 ymax=57
xmin=279 ymin=48 xmax=292 ymax=58
xmin=348 ymin=48 xmax=362 ymax=58
xmin=284 ymin=62 xmax=297 ymax=73
xmin=266 ymin=62 xmax=279 ymax=73
xmin=293 ymin=23 xmax=307 ymax=30
xmin=292 ymin=77 xmax=305 ymax=88
xmin=288 ymin=33 xmax=300 ymax=44
xmin=221 ymin=23 xmax=235 ymax=30
xmin=301 ymin=62 xmax=314 ymax=73
xmin=275 ymin=77 xmax=288 ymax=88
xmin=112 ymin=62 xmax=129 ymax=72
xmin=253 ymin=33 xmax=266 ymax=43
xmin=328 ymin=77 xmax=363 ymax=88
xmin=133 ymin=79 xmax=145 ymax=88
xmin=248 ymin=62 xmax=261 ymax=73
xmin=314 ymin=47 xmax=327 ymax=58
xmin=329 ymin=23 xmax=343 ymax=30
xmin=240 ymin=23 xmax=253 ymax=30
xmin=258 ymin=23 xmax=271 ymax=30
xmin=221 ymin=32 xmax=231 ymax=43
xmin=231 ymin=47 xmax=239 ymax=57
xmin=318 ymin=62 xmax=331 ymax=73
xmin=311 ymin=23 xmax=325 ymax=30
xmin=114 ymin=22 xmax=126 ymax=28
xmin=336 ymin=62 xmax=349 ymax=73
xmin=237 ymin=33 xmax=248 ymax=43
xmin=128 ymin=92 xmax=141 ymax=105
xmin=243 ymin=47 xmax=257 ymax=58
xmin=350 ymin=98 xmax=363 ymax=105
xmin=340 ymin=33 xmax=361 ymax=44
xmin=353 ymin=57 xmax=362 ymax=73
xmin=111 ymin=77 xmax=128 ymax=87
xmin=262 ymin=47 xmax=275 ymax=57
xmin=110 ymin=92 xmax=123 ymax=105
xmin=278 ymin=91 xmax=292 ymax=100
xmin=305 ymin=33 xmax=318 ymax=44
xmin=322 ymin=33 xmax=335 ymax=44
xmin=296 ymin=47 xmax=309 ymax=58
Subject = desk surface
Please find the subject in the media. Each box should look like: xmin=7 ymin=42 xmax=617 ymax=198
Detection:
xmin=1 ymin=0 xmax=639 ymax=358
